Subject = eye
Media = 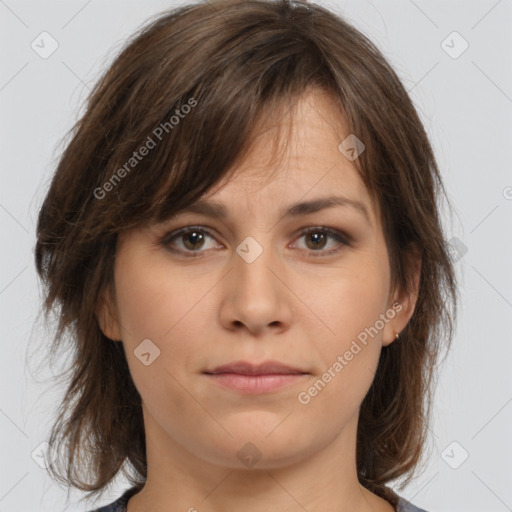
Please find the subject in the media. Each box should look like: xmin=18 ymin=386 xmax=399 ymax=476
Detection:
xmin=160 ymin=226 xmax=222 ymax=257
xmin=292 ymin=227 xmax=350 ymax=257
xmin=160 ymin=225 xmax=350 ymax=258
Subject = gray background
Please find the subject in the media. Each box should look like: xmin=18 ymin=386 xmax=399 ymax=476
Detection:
xmin=1 ymin=0 xmax=511 ymax=511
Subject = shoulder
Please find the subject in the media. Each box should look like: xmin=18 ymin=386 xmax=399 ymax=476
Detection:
xmin=396 ymin=496 xmax=429 ymax=512
xmin=85 ymin=486 xmax=141 ymax=512
xmin=378 ymin=485 xmax=429 ymax=512
xmin=87 ymin=502 xmax=122 ymax=512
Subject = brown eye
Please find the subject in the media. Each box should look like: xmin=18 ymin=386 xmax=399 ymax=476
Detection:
xmin=293 ymin=227 xmax=349 ymax=257
xmin=161 ymin=226 xmax=222 ymax=256
xmin=304 ymin=231 xmax=328 ymax=250
xmin=181 ymin=230 xmax=206 ymax=250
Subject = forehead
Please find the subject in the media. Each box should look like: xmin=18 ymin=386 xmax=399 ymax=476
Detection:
xmin=200 ymin=89 xmax=378 ymax=227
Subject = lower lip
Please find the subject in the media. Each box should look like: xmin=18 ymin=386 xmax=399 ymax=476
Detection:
xmin=205 ymin=373 xmax=308 ymax=394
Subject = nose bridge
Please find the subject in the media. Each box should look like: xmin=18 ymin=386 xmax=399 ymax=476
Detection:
xmin=234 ymin=233 xmax=278 ymax=294
xmin=219 ymin=230 xmax=292 ymax=333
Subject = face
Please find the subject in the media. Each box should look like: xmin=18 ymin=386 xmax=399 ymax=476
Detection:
xmin=98 ymin=89 xmax=416 ymax=472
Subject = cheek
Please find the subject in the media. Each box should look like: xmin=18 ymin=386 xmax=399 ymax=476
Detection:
xmin=306 ymin=252 xmax=390 ymax=342
xmin=113 ymin=243 xmax=194 ymax=342
xmin=294 ymin=266 xmax=389 ymax=425
xmin=113 ymin=244 xmax=215 ymax=380
xmin=297 ymin=250 xmax=390 ymax=398
xmin=114 ymin=264 xmax=170 ymax=341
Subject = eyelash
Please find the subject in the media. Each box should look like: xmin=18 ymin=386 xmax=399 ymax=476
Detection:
xmin=159 ymin=225 xmax=350 ymax=258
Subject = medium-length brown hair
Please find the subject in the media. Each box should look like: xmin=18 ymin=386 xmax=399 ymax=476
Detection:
xmin=34 ymin=0 xmax=457 ymax=503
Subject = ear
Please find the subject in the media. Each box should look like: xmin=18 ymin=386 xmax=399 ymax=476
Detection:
xmin=95 ymin=285 xmax=122 ymax=341
xmin=382 ymin=247 xmax=421 ymax=347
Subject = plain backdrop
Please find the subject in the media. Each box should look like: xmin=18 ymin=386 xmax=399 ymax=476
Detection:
xmin=1 ymin=0 xmax=511 ymax=511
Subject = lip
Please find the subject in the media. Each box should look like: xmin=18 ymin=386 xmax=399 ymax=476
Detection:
xmin=203 ymin=360 xmax=309 ymax=394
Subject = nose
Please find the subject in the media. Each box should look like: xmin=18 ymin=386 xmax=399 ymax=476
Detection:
xmin=218 ymin=236 xmax=294 ymax=336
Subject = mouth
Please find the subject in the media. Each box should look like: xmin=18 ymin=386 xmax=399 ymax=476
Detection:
xmin=203 ymin=361 xmax=309 ymax=394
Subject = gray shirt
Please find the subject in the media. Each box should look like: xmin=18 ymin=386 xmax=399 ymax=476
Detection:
xmin=90 ymin=486 xmax=428 ymax=512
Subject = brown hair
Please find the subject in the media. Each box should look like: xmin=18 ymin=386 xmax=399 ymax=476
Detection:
xmin=34 ymin=0 xmax=457 ymax=503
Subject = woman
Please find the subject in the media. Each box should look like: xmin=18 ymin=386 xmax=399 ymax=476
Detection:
xmin=34 ymin=1 xmax=457 ymax=511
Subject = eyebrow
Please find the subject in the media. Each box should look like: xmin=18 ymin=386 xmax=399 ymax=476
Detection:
xmin=172 ymin=195 xmax=372 ymax=225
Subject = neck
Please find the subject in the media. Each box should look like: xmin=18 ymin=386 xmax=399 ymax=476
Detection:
xmin=126 ymin=407 xmax=394 ymax=512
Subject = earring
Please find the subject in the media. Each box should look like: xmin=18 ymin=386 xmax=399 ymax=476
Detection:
xmin=395 ymin=332 xmax=400 ymax=340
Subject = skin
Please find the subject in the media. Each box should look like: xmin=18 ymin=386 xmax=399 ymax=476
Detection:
xmin=98 ymin=89 xmax=419 ymax=512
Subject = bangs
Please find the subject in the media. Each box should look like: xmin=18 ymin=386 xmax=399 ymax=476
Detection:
xmin=84 ymin=5 xmax=338 ymax=237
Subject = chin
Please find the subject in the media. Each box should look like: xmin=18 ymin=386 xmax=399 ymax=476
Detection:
xmin=206 ymin=423 xmax=320 ymax=469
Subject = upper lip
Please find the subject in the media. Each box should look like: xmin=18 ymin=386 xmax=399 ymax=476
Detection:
xmin=204 ymin=361 xmax=308 ymax=375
